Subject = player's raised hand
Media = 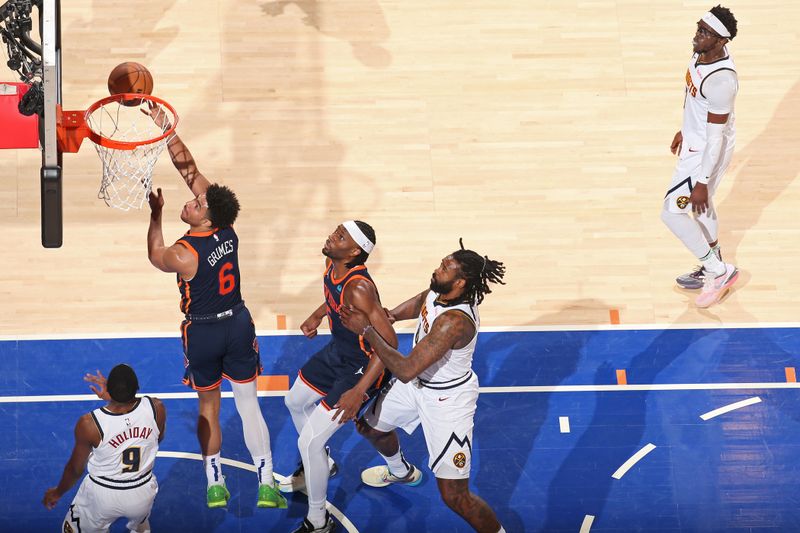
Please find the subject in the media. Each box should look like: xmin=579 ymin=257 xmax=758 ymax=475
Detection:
xmin=84 ymin=370 xmax=111 ymax=401
xmin=670 ymin=131 xmax=683 ymax=155
xmin=148 ymin=188 xmax=164 ymax=217
xmin=141 ymin=100 xmax=172 ymax=131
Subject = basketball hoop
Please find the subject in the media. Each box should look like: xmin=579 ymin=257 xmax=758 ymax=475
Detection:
xmin=57 ymin=93 xmax=178 ymax=210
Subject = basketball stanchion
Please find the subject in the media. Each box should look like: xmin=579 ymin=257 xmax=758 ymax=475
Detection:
xmin=57 ymin=93 xmax=178 ymax=210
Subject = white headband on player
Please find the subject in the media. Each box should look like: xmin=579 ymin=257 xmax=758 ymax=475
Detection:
xmin=343 ymin=220 xmax=374 ymax=254
xmin=701 ymin=12 xmax=731 ymax=38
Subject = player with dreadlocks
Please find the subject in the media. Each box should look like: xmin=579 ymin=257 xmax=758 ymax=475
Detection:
xmin=340 ymin=240 xmax=507 ymax=533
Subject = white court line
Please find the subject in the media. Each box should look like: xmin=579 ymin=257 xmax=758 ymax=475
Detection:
xmin=580 ymin=514 xmax=595 ymax=533
xmin=611 ymin=443 xmax=657 ymax=480
xmin=156 ymin=451 xmax=359 ymax=533
xmin=700 ymin=396 xmax=762 ymax=421
xmin=0 ymin=383 xmax=794 ymax=404
xmin=4 ymin=321 xmax=800 ymax=341
xmin=559 ymin=416 xmax=570 ymax=433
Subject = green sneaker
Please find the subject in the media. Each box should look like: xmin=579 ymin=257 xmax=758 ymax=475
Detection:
xmin=257 ymin=480 xmax=288 ymax=508
xmin=207 ymin=483 xmax=230 ymax=508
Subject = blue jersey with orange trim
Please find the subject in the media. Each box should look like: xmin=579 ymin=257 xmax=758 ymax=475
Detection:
xmin=323 ymin=263 xmax=375 ymax=357
xmin=175 ymin=227 xmax=243 ymax=315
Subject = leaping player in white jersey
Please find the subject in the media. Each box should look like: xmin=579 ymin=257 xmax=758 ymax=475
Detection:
xmin=661 ymin=5 xmax=740 ymax=308
xmin=43 ymin=364 xmax=166 ymax=533
xmin=340 ymin=240 xmax=508 ymax=533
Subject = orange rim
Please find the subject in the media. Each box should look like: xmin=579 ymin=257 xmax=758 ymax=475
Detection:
xmin=84 ymin=93 xmax=179 ymax=151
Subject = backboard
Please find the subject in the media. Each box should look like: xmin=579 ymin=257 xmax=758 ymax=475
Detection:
xmin=0 ymin=0 xmax=62 ymax=247
xmin=40 ymin=0 xmax=62 ymax=248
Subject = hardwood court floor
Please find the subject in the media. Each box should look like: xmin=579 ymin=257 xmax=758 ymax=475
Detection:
xmin=2 ymin=1 xmax=800 ymax=335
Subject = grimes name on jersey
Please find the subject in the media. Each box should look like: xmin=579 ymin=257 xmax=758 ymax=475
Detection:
xmin=108 ymin=426 xmax=154 ymax=448
xmin=208 ymin=240 xmax=235 ymax=267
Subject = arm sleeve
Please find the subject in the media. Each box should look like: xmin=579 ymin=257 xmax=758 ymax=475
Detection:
xmin=701 ymin=70 xmax=737 ymax=114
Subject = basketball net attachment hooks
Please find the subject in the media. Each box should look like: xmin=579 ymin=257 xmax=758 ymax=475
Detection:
xmin=57 ymin=93 xmax=178 ymax=211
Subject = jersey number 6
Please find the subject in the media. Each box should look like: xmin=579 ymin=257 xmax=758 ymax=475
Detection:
xmin=219 ymin=262 xmax=236 ymax=295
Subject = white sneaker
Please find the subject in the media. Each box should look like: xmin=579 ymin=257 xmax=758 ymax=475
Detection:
xmin=695 ymin=263 xmax=738 ymax=308
xmin=361 ymin=464 xmax=422 ymax=488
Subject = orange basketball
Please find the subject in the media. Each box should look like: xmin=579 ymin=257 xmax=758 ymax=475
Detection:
xmin=107 ymin=62 xmax=154 ymax=103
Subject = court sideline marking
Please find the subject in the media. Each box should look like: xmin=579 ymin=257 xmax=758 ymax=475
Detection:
xmin=1 ymin=382 xmax=796 ymax=404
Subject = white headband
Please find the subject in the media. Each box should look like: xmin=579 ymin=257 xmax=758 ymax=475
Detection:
xmin=702 ymin=12 xmax=731 ymax=38
xmin=343 ymin=220 xmax=374 ymax=254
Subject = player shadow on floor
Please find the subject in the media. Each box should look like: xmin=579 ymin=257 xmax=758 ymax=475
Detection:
xmin=717 ymin=77 xmax=800 ymax=262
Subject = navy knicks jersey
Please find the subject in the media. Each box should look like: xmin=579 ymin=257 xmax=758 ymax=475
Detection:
xmin=175 ymin=227 xmax=243 ymax=315
xmin=323 ymin=263 xmax=374 ymax=357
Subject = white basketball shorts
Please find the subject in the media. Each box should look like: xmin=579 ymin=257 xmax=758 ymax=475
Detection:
xmin=364 ymin=373 xmax=479 ymax=479
xmin=62 ymin=474 xmax=158 ymax=533
xmin=664 ymin=140 xmax=734 ymax=213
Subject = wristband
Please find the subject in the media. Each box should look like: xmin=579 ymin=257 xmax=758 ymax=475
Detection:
xmin=361 ymin=324 xmax=373 ymax=336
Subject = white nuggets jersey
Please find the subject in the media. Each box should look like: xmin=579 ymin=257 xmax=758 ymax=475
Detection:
xmin=88 ymin=396 xmax=160 ymax=487
xmin=413 ymin=291 xmax=479 ymax=385
xmin=681 ymin=49 xmax=737 ymax=156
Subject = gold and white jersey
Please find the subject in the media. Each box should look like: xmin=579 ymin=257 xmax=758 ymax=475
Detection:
xmin=412 ymin=291 xmax=479 ymax=386
xmin=680 ymin=49 xmax=737 ymax=157
xmin=87 ymin=396 xmax=160 ymax=487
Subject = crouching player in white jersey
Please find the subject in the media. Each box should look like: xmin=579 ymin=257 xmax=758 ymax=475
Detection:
xmin=661 ymin=5 xmax=739 ymax=308
xmin=340 ymin=240 xmax=507 ymax=533
xmin=43 ymin=364 xmax=166 ymax=533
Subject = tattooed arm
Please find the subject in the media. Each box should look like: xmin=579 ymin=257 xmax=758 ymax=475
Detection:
xmin=342 ymin=306 xmax=475 ymax=383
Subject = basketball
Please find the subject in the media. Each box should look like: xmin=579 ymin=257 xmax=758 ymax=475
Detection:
xmin=107 ymin=62 xmax=153 ymax=104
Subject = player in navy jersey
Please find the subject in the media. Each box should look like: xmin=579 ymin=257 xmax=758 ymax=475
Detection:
xmin=145 ymin=105 xmax=285 ymax=510
xmin=282 ymin=221 xmax=398 ymax=533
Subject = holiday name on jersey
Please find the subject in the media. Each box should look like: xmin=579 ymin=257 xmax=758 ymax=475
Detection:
xmin=207 ymin=239 xmax=235 ymax=267
xmin=108 ymin=426 xmax=154 ymax=448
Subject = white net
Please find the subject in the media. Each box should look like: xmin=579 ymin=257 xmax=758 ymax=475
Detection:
xmin=85 ymin=98 xmax=176 ymax=211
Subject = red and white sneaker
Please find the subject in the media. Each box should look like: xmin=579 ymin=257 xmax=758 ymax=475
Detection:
xmin=695 ymin=263 xmax=738 ymax=308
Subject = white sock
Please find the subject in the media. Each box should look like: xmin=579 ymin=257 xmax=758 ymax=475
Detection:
xmin=381 ymin=448 xmax=410 ymax=478
xmin=253 ymin=455 xmax=274 ymax=486
xmin=699 ymin=248 xmax=726 ymax=277
xmin=307 ymin=503 xmax=327 ymax=528
xmin=497 ymin=527 xmax=506 ymax=533
xmin=711 ymin=243 xmax=721 ymax=260
xmin=203 ymin=452 xmax=223 ymax=486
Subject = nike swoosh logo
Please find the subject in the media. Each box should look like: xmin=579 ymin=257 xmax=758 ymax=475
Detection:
xmin=688 ymin=148 xmax=699 ymax=152
xmin=438 ymin=397 xmax=449 ymax=401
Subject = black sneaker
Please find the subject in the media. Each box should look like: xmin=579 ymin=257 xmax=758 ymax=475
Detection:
xmin=676 ymin=265 xmax=705 ymax=289
xmin=291 ymin=511 xmax=336 ymax=533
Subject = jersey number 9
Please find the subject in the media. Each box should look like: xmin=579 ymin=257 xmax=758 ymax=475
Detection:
xmin=122 ymin=447 xmax=141 ymax=473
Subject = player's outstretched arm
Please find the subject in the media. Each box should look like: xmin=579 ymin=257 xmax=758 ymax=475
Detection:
xmin=42 ymin=415 xmax=99 ymax=510
xmin=388 ymin=290 xmax=429 ymax=322
xmin=340 ymin=305 xmax=474 ymax=383
xmin=143 ymin=102 xmax=210 ymax=196
xmin=164 ymin=133 xmax=211 ymax=196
